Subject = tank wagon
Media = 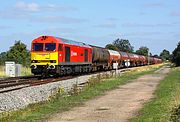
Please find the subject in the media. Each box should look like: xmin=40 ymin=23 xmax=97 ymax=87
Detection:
xmin=153 ymin=57 xmax=162 ymax=64
xmin=127 ymin=53 xmax=137 ymax=67
xmin=91 ymin=46 xmax=109 ymax=71
xmin=31 ymin=36 xmax=162 ymax=76
xmin=139 ymin=55 xmax=147 ymax=65
xmin=108 ymin=50 xmax=121 ymax=69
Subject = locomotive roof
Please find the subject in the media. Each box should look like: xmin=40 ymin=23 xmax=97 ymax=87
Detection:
xmin=57 ymin=37 xmax=90 ymax=47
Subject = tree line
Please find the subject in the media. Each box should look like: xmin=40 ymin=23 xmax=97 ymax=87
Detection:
xmin=0 ymin=41 xmax=30 ymax=67
xmin=0 ymin=39 xmax=179 ymax=67
xmin=105 ymin=38 xmax=180 ymax=66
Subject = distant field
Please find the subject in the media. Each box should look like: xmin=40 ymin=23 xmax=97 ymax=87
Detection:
xmin=0 ymin=66 xmax=31 ymax=77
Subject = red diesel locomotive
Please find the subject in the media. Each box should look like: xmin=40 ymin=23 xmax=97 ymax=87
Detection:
xmin=31 ymin=36 xmax=162 ymax=76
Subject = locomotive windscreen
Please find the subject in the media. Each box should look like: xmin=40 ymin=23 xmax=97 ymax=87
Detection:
xmin=45 ymin=43 xmax=56 ymax=51
xmin=33 ymin=43 xmax=43 ymax=51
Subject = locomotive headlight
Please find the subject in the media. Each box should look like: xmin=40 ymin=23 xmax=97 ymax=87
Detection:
xmin=31 ymin=60 xmax=35 ymax=63
xmin=30 ymin=65 xmax=37 ymax=69
xmin=49 ymin=65 xmax=55 ymax=69
xmin=31 ymin=60 xmax=38 ymax=63
xmin=50 ymin=60 xmax=56 ymax=63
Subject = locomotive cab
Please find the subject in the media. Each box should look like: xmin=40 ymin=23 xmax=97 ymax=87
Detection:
xmin=31 ymin=36 xmax=60 ymax=75
xmin=31 ymin=36 xmax=92 ymax=76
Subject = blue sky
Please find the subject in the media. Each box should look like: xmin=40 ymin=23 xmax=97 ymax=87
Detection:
xmin=0 ymin=0 xmax=179 ymax=55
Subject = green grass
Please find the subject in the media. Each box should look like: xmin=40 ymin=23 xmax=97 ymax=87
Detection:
xmin=21 ymin=67 xmax=32 ymax=76
xmin=132 ymin=67 xmax=180 ymax=122
xmin=0 ymin=66 xmax=5 ymax=77
xmin=0 ymin=65 xmax=163 ymax=122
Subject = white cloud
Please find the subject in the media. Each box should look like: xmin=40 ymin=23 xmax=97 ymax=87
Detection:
xmin=0 ymin=2 xmax=80 ymax=24
xmin=14 ymin=1 xmax=77 ymax=12
xmin=107 ymin=18 xmax=118 ymax=21
xmin=39 ymin=27 xmax=75 ymax=35
xmin=170 ymin=11 xmax=180 ymax=17
xmin=143 ymin=3 xmax=164 ymax=8
xmin=0 ymin=25 xmax=13 ymax=29
xmin=42 ymin=4 xmax=78 ymax=12
xmin=174 ymin=33 xmax=180 ymax=37
xmin=30 ymin=16 xmax=86 ymax=24
xmin=124 ymin=32 xmax=164 ymax=36
xmin=94 ymin=23 xmax=116 ymax=28
xmin=15 ymin=1 xmax=39 ymax=12
xmin=122 ymin=22 xmax=174 ymax=28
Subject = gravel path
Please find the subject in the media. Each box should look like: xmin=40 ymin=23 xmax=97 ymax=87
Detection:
xmin=48 ymin=66 xmax=170 ymax=122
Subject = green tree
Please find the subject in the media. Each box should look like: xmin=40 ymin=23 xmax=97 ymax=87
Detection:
xmin=136 ymin=46 xmax=149 ymax=56
xmin=153 ymin=54 xmax=160 ymax=58
xmin=105 ymin=44 xmax=119 ymax=51
xmin=172 ymin=42 xmax=180 ymax=66
xmin=113 ymin=38 xmax=134 ymax=52
xmin=0 ymin=52 xmax=7 ymax=65
xmin=6 ymin=41 xmax=30 ymax=66
xmin=149 ymin=52 xmax=152 ymax=56
xmin=160 ymin=49 xmax=170 ymax=61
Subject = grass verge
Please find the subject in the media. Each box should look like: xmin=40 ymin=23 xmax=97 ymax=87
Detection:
xmin=132 ymin=67 xmax=180 ymax=122
xmin=0 ymin=66 xmax=6 ymax=77
xmin=0 ymin=64 xmax=163 ymax=122
xmin=0 ymin=66 xmax=31 ymax=77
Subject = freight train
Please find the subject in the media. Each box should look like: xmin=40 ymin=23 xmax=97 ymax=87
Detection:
xmin=30 ymin=36 xmax=162 ymax=76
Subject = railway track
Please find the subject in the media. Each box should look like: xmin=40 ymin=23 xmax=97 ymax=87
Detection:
xmin=0 ymin=76 xmax=36 ymax=93
xmin=0 ymin=75 xmax=76 ymax=93
xmin=0 ymin=68 xmax=132 ymax=94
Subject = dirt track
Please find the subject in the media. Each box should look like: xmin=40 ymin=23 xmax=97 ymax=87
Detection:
xmin=48 ymin=66 xmax=170 ymax=122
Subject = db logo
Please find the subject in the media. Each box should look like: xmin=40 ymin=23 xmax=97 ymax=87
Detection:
xmin=71 ymin=51 xmax=77 ymax=56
